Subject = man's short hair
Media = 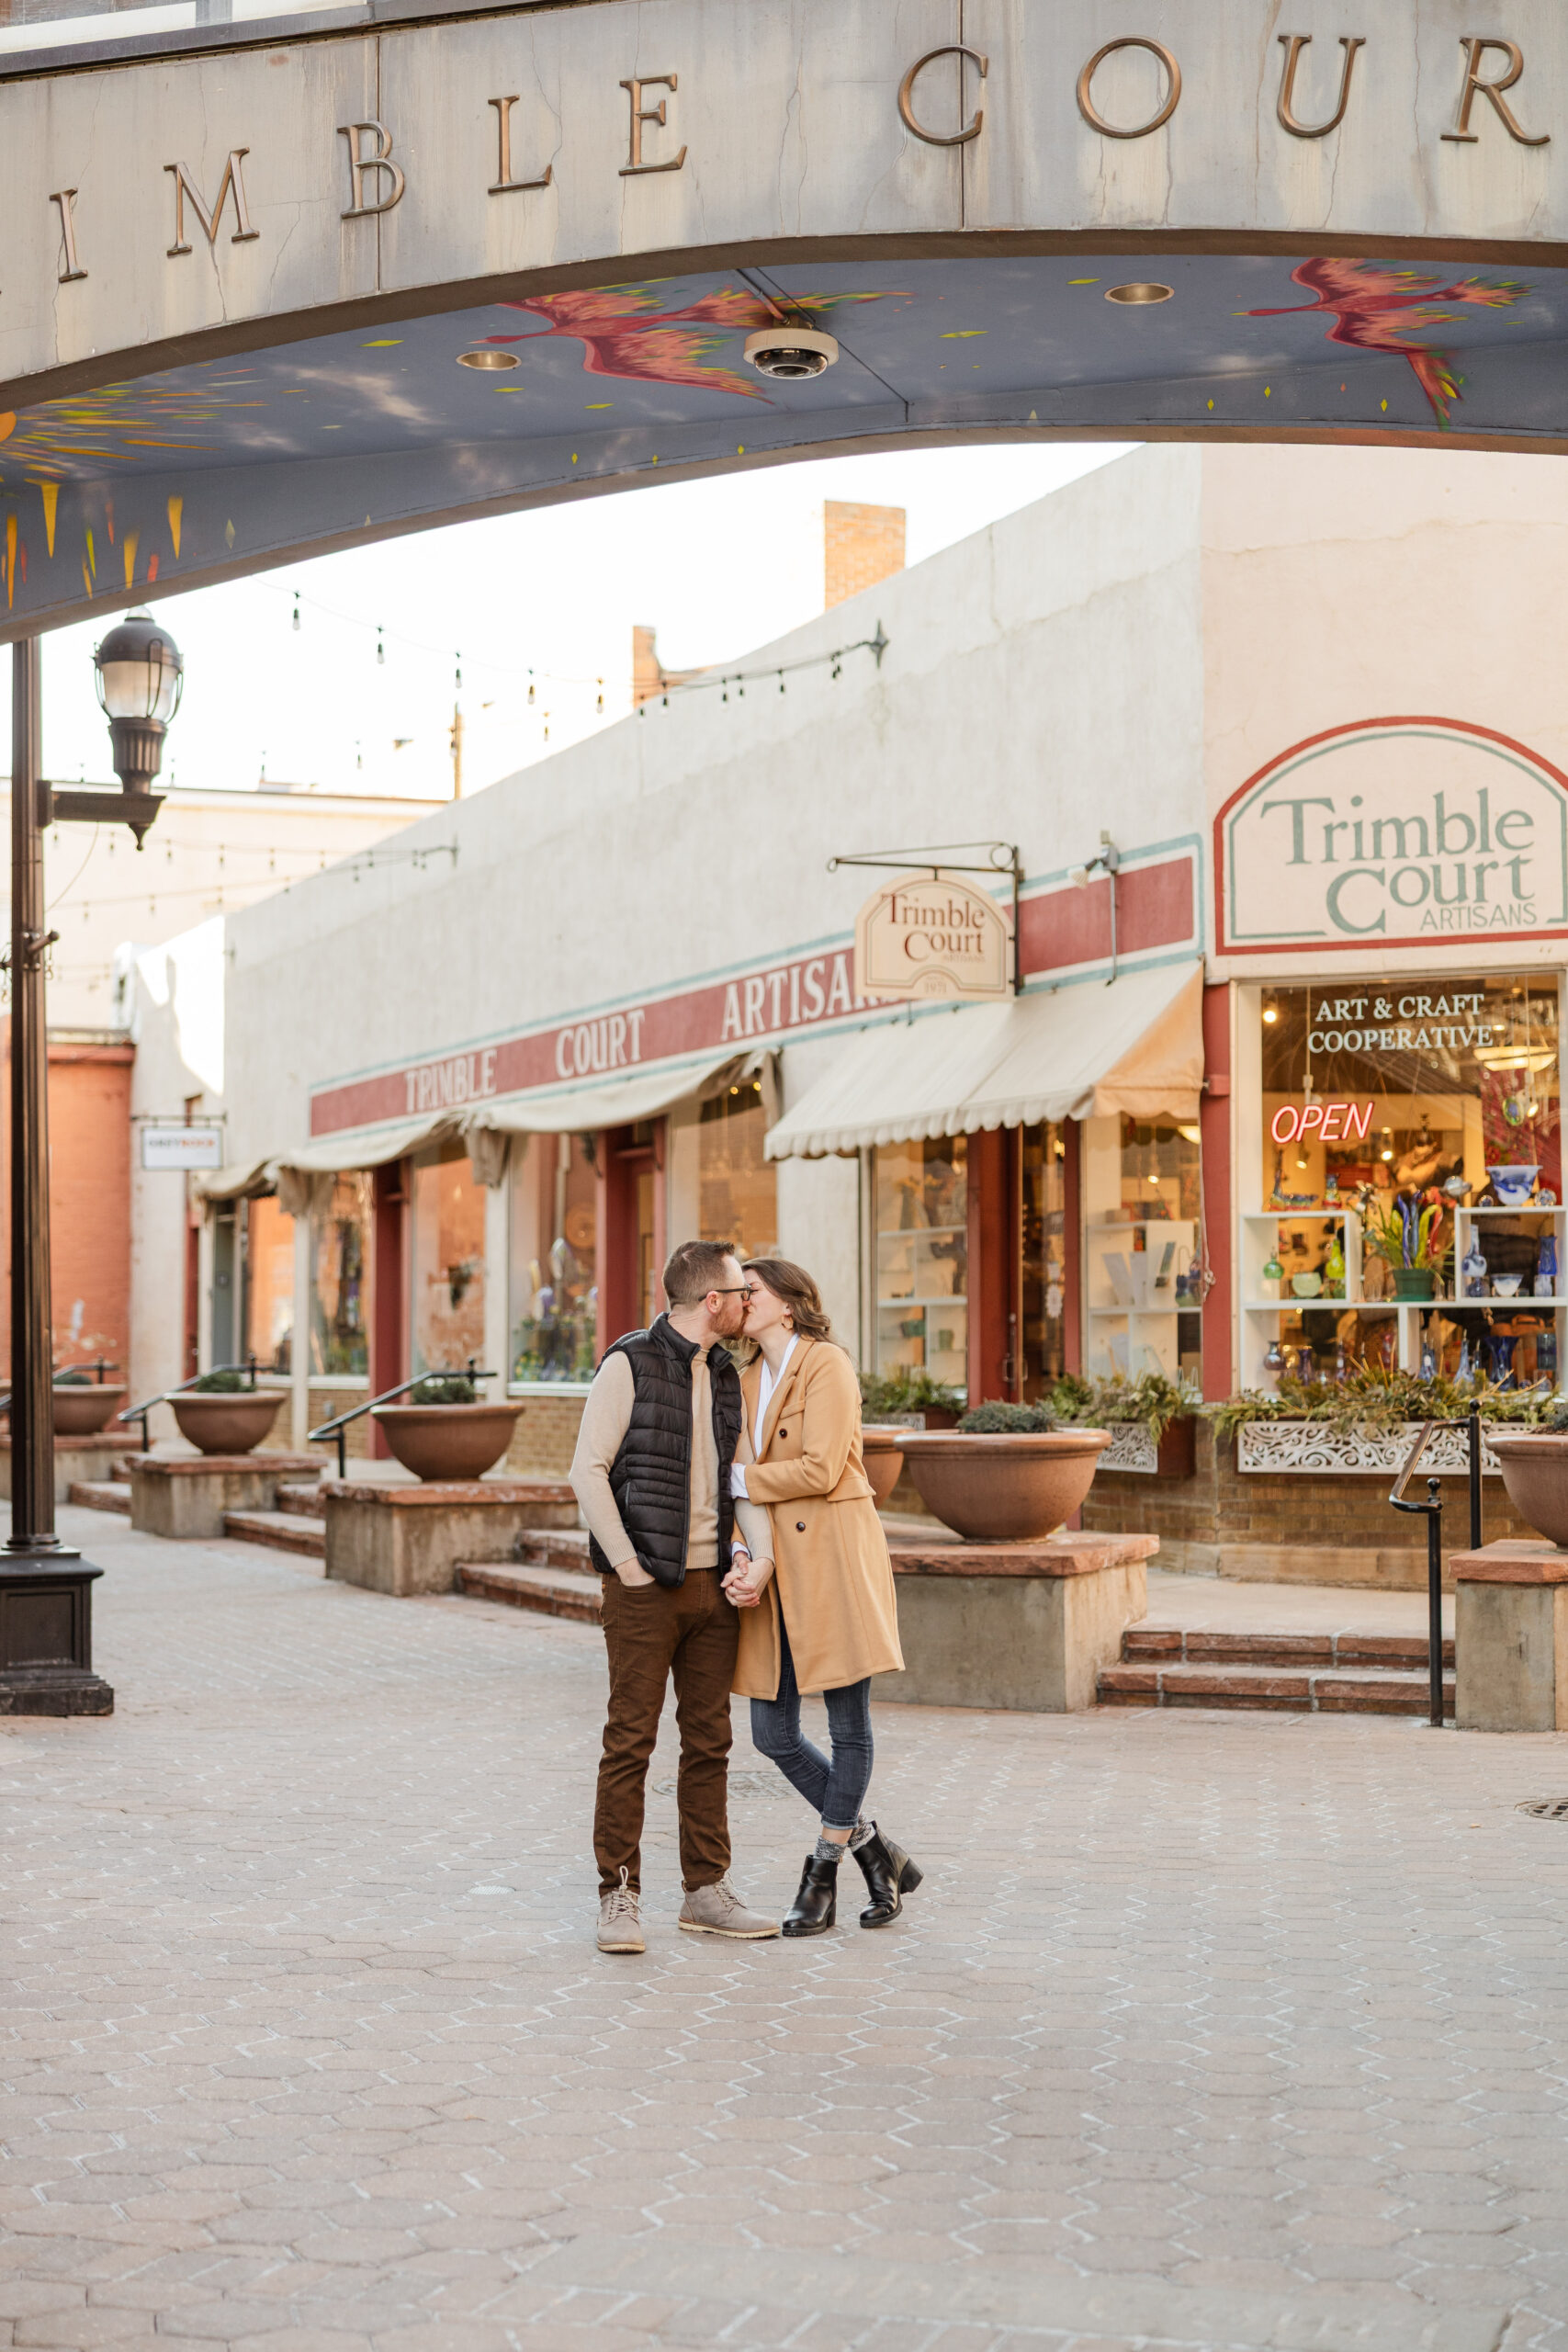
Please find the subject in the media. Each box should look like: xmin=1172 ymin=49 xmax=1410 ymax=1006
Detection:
xmin=663 ymin=1238 xmax=738 ymax=1307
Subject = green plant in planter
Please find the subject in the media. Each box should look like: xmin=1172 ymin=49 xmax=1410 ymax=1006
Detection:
xmin=1205 ymin=1363 xmax=1555 ymax=1443
xmin=411 ymin=1374 xmax=479 ymax=1406
xmin=858 ymin=1369 xmax=964 ymax=1418
xmin=190 ymin=1369 xmax=252 ymax=1394
xmin=957 ymin=1400 xmax=1059 ymax=1433
xmin=1049 ymin=1369 xmax=1197 ymax=1441
xmin=54 ymin=1370 xmax=92 ymax=1385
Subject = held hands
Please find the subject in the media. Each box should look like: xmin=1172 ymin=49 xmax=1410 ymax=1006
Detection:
xmin=723 ymin=1544 xmax=775 ymax=1609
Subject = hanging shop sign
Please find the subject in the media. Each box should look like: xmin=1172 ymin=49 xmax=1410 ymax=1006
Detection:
xmin=140 ymin=1124 xmax=224 ymax=1170
xmin=1214 ymin=718 xmax=1568 ymax=955
xmin=853 ymin=874 xmax=1013 ymax=1003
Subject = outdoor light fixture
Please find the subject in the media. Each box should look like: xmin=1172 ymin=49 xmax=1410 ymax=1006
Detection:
xmin=1105 ymin=282 xmax=1173 ymax=305
xmin=743 ymin=325 xmax=840 ymax=380
xmin=93 ymin=607 xmax=185 ymax=797
xmin=1262 ymin=995 xmax=1280 ymax=1024
xmin=1068 ymin=832 xmax=1122 ymax=985
xmin=457 ymin=348 xmax=519 ymax=370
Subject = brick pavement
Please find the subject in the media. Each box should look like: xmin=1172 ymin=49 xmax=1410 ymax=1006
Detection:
xmin=3 ymin=1509 xmax=1568 ymax=2352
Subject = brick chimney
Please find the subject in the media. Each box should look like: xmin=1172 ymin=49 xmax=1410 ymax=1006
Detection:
xmin=632 ymin=624 xmax=707 ymax=708
xmin=824 ymin=501 xmax=906 ymax=610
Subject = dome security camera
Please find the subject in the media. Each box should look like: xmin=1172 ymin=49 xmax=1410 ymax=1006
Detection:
xmin=742 ymin=325 xmax=840 ymax=381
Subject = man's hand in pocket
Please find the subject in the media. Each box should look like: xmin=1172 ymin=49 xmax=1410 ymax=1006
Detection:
xmin=615 ymin=1557 xmax=657 ymax=1589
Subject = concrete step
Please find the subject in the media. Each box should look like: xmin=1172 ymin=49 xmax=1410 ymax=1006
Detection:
xmin=1099 ymin=1660 xmax=1455 ymax=1716
xmin=276 ymin=1482 xmax=327 ymax=1520
xmin=68 ymin=1479 xmax=131 ymax=1514
xmin=513 ymin=1528 xmax=593 ymax=1570
xmin=1123 ymin=1628 xmax=1455 ymax=1671
xmin=109 ymin=1457 xmax=133 ymax=1484
xmin=457 ymin=1561 xmax=603 ymax=1621
xmin=221 ymin=1508 xmax=326 ymax=1557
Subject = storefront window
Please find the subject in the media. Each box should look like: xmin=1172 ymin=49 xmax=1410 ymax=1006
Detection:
xmin=510 ymin=1134 xmax=597 ymax=1381
xmin=1083 ymin=1115 xmax=1201 ymax=1379
xmin=412 ymin=1145 xmax=487 ymax=1375
xmin=874 ymin=1137 xmax=967 ymax=1388
xmin=310 ymin=1173 xmax=370 ymax=1377
xmin=1253 ymin=975 xmax=1562 ymax=1384
xmin=1019 ymin=1124 xmax=1067 ymax=1401
xmin=245 ymin=1194 xmax=294 ymax=1373
xmin=700 ymin=1080 xmax=777 ymax=1261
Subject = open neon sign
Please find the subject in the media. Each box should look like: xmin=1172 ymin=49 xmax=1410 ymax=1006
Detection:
xmin=1271 ymin=1100 xmax=1375 ymax=1146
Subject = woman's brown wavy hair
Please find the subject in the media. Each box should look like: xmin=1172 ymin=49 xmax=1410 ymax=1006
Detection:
xmin=741 ymin=1256 xmax=833 ymax=1343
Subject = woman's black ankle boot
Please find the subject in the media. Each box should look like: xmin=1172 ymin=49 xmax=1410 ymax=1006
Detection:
xmin=782 ymin=1853 xmax=838 ymax=1937
xmin=852 ymin=1824 xmax=922 ymax=1928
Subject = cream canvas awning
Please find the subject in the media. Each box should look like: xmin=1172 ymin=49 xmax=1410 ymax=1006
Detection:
xmin=764 ymin=962 xmax=1204 ymax=1159
xmin=465 ymin=1051 xmax=751 ymax=1138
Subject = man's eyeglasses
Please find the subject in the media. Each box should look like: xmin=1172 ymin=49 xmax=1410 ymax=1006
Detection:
xmin=706 ymin=1285 xmax=750 ymax=1298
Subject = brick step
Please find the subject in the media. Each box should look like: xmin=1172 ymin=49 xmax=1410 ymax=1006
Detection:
xmin=68 ymin=1479 xmax=131 ymax=1514
xmin=1124 ymin=1628 xmax=1455 ymax=1670
xmin=513 ymin=1528 xmax=593 ymax=1570
xmin=1100 ymin=1661 xmax=1455 ymax=1716
xmin=457 ymin=1561 xmax=602 ymax=1621
xmin=276 ymin=1483 xmax=327 ymax=1520
xmin=221 ymin=1508 xmax=326 ymax=1557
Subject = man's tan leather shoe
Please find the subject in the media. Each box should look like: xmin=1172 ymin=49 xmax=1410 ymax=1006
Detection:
xmin=677 ymin=1875 xmax=780 ymax=1939
xmin=598 ymin=1867 xmax=646 ymax=1954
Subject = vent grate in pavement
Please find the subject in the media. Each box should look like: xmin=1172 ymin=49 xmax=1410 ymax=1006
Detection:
xmin=1517 ymin=1798 xmax=1568 ymax=1819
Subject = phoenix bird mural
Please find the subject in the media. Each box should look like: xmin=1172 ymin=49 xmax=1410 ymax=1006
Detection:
xmin=1247 ymin=258 xmax=1529 ymax=427
xmin=486 ymin=283 xmax=905 ymax=400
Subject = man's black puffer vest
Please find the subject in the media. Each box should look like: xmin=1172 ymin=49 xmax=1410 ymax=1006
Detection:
xmin=588 ymin=1315 xmax=743 ymax=1588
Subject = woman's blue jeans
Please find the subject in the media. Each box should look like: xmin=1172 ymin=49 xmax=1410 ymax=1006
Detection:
xmin=750 ymin=1608 xmax=874 ymax=1832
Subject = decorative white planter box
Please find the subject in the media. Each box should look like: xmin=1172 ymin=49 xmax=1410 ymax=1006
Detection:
xmin=1236 ymin=1419 xmax=1500 ymax=1477
xmin=1099 ymin=1426 xmax=1158 ymax=1475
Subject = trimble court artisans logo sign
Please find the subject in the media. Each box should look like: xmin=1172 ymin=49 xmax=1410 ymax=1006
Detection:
xmin=1215 ymin=719 xmax=1568 ymax=955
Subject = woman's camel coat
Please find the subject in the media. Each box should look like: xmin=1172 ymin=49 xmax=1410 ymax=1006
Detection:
xmin=731 ymin=1338 xmax=904 ymax=1700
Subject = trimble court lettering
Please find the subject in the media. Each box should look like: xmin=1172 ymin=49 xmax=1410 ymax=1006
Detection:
xmin=1218 ymin=721 xmax=1568 ymax=954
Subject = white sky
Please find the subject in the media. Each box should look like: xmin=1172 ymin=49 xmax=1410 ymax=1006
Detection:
xmin=2 ymin=441 xmax=1131 ymax=805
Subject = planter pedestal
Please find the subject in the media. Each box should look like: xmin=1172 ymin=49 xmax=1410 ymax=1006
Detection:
xmin=0 ymin=1433 xmax=139 ymax=1505
xmin=1452 ymin=1541 xmax=1568 ymax=1732
xmin=884 ymin=1531 xmax=1157 ymax=1712
xmin=323 ymin=1476 xmax=578 ymax=1598
xmin=130 ymin=1451 xmax=323 ymax=1540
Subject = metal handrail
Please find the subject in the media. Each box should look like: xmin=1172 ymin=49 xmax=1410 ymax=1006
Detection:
xmin=116 ymin=1357 xmax=268 ymax=1453
xmin=55 ymin=1357 xmax=122 ymax=1384
xmin=1388 ymin=1404 xmax=1485 ymax=1729
xmin=308 ymin=1360 xmax=497 ymax=1478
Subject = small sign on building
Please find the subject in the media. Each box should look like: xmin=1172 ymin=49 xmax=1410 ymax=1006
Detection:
xmin=141 ymin=1124 xmax=224 ymax=1170
xmin=854 ymin=872 xmax=1012 ymax=1003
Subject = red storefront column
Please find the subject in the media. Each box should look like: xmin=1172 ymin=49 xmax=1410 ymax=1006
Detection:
xmin=1201 ymin=982 xmax=1235 ymax=1403
xmin=369 ymin=1159 xmax=407 ymax=1457
xmin=1061 ymin=1120 xmax=1082 ymax=1377
xmin=597 ymin=1124 xmax=665 ymax=1352
xmin=966 ymin=1128 xmax=1010 ymax=1406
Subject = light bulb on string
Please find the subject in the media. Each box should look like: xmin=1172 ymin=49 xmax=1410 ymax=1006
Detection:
xmin=596 ymin=679 xmax=604 ymax=715
xmin=291 ymin=593 xmax=301 ymax=632
xmin=377 ymin=628 xmax=385 ymax=667
xmin=455 ymin=652 xmax=462 ymax=690
xmin=527 ymin=673 xmax=536 ymax=706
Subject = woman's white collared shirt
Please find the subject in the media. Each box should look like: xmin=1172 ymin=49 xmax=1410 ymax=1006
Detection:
xmin=731 ymin=1334 xmax=796 ymax=1500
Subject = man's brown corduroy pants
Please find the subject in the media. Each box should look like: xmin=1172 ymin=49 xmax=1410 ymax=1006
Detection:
xmin=594 ymin=1567 xmax=739 ymax=1896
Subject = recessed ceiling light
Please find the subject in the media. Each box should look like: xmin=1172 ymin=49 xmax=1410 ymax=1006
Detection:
xmin=457 ymin=348 xmax=519 ymax=370
xmin=1105 ymin=282 xmax=1174 ymax=305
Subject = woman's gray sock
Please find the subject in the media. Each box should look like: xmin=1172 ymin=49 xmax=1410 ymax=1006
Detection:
xmin=813 ymin=1835 xmax=845 ymax=1866
xmin=849 ymin=1818 xmax=875 ymax=1850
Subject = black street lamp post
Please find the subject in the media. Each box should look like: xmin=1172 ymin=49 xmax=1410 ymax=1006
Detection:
xmin=3 ymin=613 xmax=183 ymax=1715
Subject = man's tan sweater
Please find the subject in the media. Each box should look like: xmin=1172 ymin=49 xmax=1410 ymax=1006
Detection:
xmin=570 ymin=1341 xmax=720 ymax=1574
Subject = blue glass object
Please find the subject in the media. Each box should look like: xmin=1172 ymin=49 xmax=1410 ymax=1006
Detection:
xmin=1461 ymin=1238 xmax=1488 ymax=1298
xmin=1538 ymin=1232 xmax=1558 ymax=1300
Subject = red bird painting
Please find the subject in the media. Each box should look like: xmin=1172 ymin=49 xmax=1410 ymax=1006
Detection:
xmin=1246 ymin=257 xmax=1529 ymax=426
xmin=485 ymin=284 xmax=903 ymax=401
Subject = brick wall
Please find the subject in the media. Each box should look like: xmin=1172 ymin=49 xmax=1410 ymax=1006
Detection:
xmin=1081 ymin=1419 xmax=1533 ymax=1589
xmin=300 ymin=1386 xmax=374 ymax=1464
xmin=0 ymin=1030 xmax=133 ymax=1379
xmin=505 ymin=1392 xmax=589 ymax=1477
xmin=824 ymin=503 xmax=906 ymax=609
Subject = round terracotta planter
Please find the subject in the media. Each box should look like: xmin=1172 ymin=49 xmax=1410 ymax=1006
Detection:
xmin=860 ymin=1426 xmax=906 ymax=1510
xmin=51 ymin=1384 xmax=127 ymax=1437
xmin=897 ymin=1429 xmax=1112 ymax=1543
xmin=171 ymin=1388 xmax=287 ymax=1456
xmin=1486 ymin=1430 xmax=1568 ymax=1550
xmin=371 ymin=1402 xmax=523 ymax=1482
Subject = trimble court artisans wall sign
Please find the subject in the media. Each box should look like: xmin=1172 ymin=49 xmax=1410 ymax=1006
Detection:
xmin=1214 ymin=718 xmax=1568 ymax=954
xmin=854 ymin=875 xmax=1012 ymax=1002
